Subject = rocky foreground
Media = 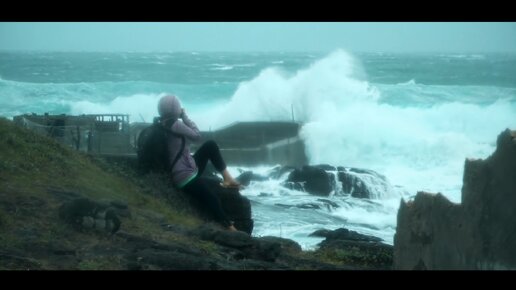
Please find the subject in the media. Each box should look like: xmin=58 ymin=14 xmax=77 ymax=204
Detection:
xmin=394 ymin=129 xmax=516 ymax=270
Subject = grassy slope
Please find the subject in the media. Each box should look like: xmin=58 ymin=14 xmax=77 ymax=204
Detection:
xmin=0 ymin=117 xmax=208 ymax=269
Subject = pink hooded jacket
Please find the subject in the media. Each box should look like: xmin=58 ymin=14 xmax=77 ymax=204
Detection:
xmin=158 ymin=95 xmax=201 ymax=187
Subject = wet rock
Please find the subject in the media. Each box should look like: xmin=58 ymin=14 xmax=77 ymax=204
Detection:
xmin=313 ymin=164 xmax=337 ymax=171
xmin=286 ymin=166 xmax=335 ymax=196
xmin=311 ymin=227 xmax=383 ymax=243
xmin=134 ymin=249 xmax=218 ymax=270
xmin=235 ymin=171 xmax=268 ymax=186
xmin=58 ymin=198 xmax=121 ymax=235
xmin=236 ymin=171 xmax=253 ymax=186
xmin=338 ymin=168 xmax=390 ymax=199
xmin=194 ymin=224 xmax=254 ymax=249
xmin=312 ymin=227 xmax=392 ymax=269
xmin=257 ymin=236 xmax=302 ymax=255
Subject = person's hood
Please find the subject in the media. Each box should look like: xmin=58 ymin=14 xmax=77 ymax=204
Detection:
xmin=158 ymin=95 xmax=181 ymax=120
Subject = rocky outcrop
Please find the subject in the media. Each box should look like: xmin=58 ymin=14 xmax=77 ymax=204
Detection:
xmin=285 ymin=166 xmax=336 ymax=196
xmin=311 ymin=228 xmax=393 ymax=269
xmin=58 ymin=197 xmax=122 ymax=234
xmin=278 ymin=164 xmax=391 ymax=199
xmin=118 ymin=224 xmax=346 ymax=270
xmin=338 ymin=168 xmax=392 ymax=199
xmin=338 ymin=171 xmax=372 ymax=199
xmin=394 ymin=129 xmax=516 ymax=270
xmin=235 ymin=171 xmax=269 ymax=186
xmin=311 ymin=228 xmax=383 ymax=243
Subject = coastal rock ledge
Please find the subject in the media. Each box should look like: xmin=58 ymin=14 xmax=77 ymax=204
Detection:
xmin=394 ymin=129 xmax=516 ymax=270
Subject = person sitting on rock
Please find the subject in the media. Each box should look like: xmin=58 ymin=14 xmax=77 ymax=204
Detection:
xmin=157 ymin=95 xmax=241 ymax=231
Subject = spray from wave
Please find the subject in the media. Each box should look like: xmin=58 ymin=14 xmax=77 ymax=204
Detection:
xmin=204 ymin=49 xmax=516 ymax=202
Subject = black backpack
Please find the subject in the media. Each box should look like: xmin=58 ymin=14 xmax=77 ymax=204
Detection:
xmin=137 ymin=118 xmax=185 ymax=174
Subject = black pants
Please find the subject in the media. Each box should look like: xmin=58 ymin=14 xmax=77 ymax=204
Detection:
xmin=182 ymin=140 xmax=231 ymax=228
xmin=193 ymin=140 xmax=227 ymax=175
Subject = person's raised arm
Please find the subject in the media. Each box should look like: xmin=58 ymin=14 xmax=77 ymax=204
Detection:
xmin=171 ymin=109 xmax=201 ymax=142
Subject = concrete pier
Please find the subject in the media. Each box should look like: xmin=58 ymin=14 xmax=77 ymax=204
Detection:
xmin=14 ymin=114 xmax=308 ymax=167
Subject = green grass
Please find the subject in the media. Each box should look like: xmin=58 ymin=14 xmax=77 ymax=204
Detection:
xmin=77 ymin=256 xmax=123 ymax=270
xmin=0 ymin=117 xmax=206 ymax=269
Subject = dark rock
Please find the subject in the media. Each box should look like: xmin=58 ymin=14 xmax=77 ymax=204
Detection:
xmin=195 ymin=224 xmax=254 ymax=248
xmin=235 ymin=171 xmax=268 ymax=186
xmin=160 ymin=223 xmax=193 ymax=236
xmin=319 ymin=228 xmax=383 ymax=243
xmin=58 ymin=198 xmax=121 ymax=234
xmin=309 ymin=229 xmax=333 ymax=238
xmin=225 ymin=236 xmax=295 ymax=263
xmin=349 ymin=168 xmax=387 ymax=180
xmin=235 ymin=171 xmax=253 ymax=186
xmin=234 ymin=259 xmax=289 ymax=270
xmin=134 ymin=249 xmax=218 ymax=270
xmin=338 ymin=171 xmax=372 ymax=198
xmin=394 ymin=129 xmax=516 ymax=270
xmin=286 ymin=166 xmax=335 ymax=196
xmin=193 ymin=225 xmax=300 ymax=264
xmin=247 ymin=239 xmax=282 ymax=262
xmin=277 ymin=254 xmax=354 ymax=270
xmin=310 ymin=228 xmax=383 ymax=243
xmin=313 ymin=164 xmax=337 ymax=171
xmin=213 ymin=232 xmax=251 ymax=249
xmin=233 ymin=219 xmax=254 ymax=235
xmin=59 ymin=198 xmax=98 ymax=227
xmin=318 ymin=240 xmax=393 ymax=269
xmin=48 ymin=241 xmax=76 ymax=256
xmin=117 ymin=231 xmax=203 ymax=256
xmin=310 ymin=227 xmax=392 ymax=268
xmin=257 ymin=236 xmax=302 ymax=255
xmin=338 ymin=167 xmax=391 ymax=199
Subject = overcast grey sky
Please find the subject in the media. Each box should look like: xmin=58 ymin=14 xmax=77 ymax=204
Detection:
xmin=1 ymin=22 xmax=515 ymax=53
